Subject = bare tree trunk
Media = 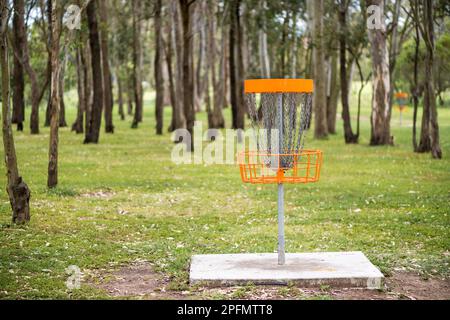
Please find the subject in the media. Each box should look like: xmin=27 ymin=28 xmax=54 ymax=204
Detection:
xmin=366 ymin=0 xmax=392 ymax=146
xmin=84 ymin=40 xmax=93 ymax=135
xmin=388 ymin=0 xmax=401 ymax=111
xmin=84 ymin=0 xmax=104 ymax=143
xmin=45 ymin=0 xmax=53 ymax=129
xmin=280 ymin=11 xmax=290 ymax=78
xmin=259 ymin=0 xmax=270 ymax=78
xmin=179 ymin=0 xmax=196 ymax=150
xmin=58 ymin=53 xmax=67 ymax=128
xmin=12 ymin=0 xmax=25 ymax=132
xmin=14 ymin=0 xmax=50 ymax=134
xmin=418 ymin=0 xmax=441 ymax=158
xmin=99 ymin=0 xmax=114 ymax=133
xmin=117 ymin=70 xmax=125 ymax=120
xmin=338 ymin=1 xmax=357 ymax=143
xmin=127 ymin=85 xmax=133 ymax=116
xmin=291 ymin=10 xmax=298 ymax=78
xmin=194 ymin=3 xmax=206 ymax=112
xmin=1 ymin=0 xmax=30 ymax=223
xmin=48 ymin=0 xmax=61 ymax=188
xmin=165 ymin=9 xmax=178 ymax=132
xmin=167 ymin=0 xmax=185 ymax=132
xmin=207 ymin=0 xmax=225 ymax=129
xmin=327 ymin=53 xmax=339 ymax=135
xmin=154 ymin=0 xmax=164 ymax=135
xmin=72 ymin=45 xmax=85 ymax=133
xmin=229 ymin=0 xmax=245 ymax=132
xmin=412 ymin=4 xmax=420 ymax=152
xmin=313 ymin=0 xmax=328 ymax=139
xmin=131 ymin=0 xmax=143 ymax=128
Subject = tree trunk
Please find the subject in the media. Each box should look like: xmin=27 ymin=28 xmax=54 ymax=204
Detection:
xmin=291 ymin=11 xmax=298 ymax=78
xmin=14 ymin=0 xmax=50 ymax=134
xmin=194 ymin=4 xmax=206 ymax=112
xmin=412 ymin=6 xmax=420 ymax=152
xmin=58 ymin=54 xmax=67 ymax=128
xmin=127 ymin=77 xmax=134 ymax=116
xmin=47 ymin=0 xmax=61 ymax=188
xmin=280 ymin=11 xmax=290 ymax=78
xmin=207 ymin=0 xmax=225 ymax=129
xmin=313 ymin=0 xmax=328 ymax=139
xmin=338 ymin=2 xmax=357 ymax=143
xmin=167 ymin=0 xmax=186 ymax=132
xmin=154 ymin=0 xmax=164 ymax=135
xmin=84 ymin=40 xmax=93 ymax=135
xmin=12 ymin=0 xmax=25 ymax=132
xmin=84 ymin=0 xmax=104 ymax=143
xmin=366 ymin=0 xmax=392 ymax=146
xmin=418 ymin=0 xmax=441 ymax=158
xmin=259 ymin=0 xmax=270 ymax=78
xmin=179 ymin=0 xmax=196 ymax=150
xmin=327 ymin=53 xmax=339 ymax=135
xmin=131 ymin=0 xmax=143 ymax=129
xmin=99 ymin=0 xmax=114 ymax=133
xmin=166 ymin=6 xmax=178 ymax=132
xmin=229 ymin=0 xmax=245 ymax=132
xmin=117 ymin=70 xmax=125 ymax=120
xmin=1 ymin=0 xmax=30 ymax=223
xmin=72 ymin=45 xmax=85 ymax=133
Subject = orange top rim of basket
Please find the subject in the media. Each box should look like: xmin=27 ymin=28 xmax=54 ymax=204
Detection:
xmin=237 ymin=150 xmax=322 ymax=164
xmin=244 ymin=79 xmax=314 ymax=93
xmin=395 ymin=92 xmax=408 ymax=99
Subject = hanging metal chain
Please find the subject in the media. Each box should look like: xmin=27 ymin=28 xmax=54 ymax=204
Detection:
xmin=245 ymin=92 xmax=313 ymax=169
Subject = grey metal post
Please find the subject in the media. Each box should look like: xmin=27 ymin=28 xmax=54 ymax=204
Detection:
xmin=278 ymin=183 xmax=285 ymax=265
xmin=277 ymin=94 xmax=285 ymax=265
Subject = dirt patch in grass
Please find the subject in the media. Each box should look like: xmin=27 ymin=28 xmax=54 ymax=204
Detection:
xmin=90 ymin=262 xmax=449 ymax=300
xmin=196 ymin=272 xmax=450 ymax=300
xmin=89 ymin=261 xmax=190 ymax=299
xmin=384 ymin=272 xmax=450 ymax=300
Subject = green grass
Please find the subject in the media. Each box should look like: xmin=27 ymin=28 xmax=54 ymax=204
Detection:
xmin=0 ymin=85 xmax=449 ymax=299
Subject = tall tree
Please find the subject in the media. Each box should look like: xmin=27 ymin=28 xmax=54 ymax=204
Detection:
xmin=338 ymin=0 xmax=357 ymax=143
xmin=167 ymin=0 xmax=186 ymax=132
xmin=366 ymin=0 xmax=392 ymax=145
xmin=99 ymin=0 xmax=114 ymax=133
xmin=179 ymin=0 xmax=196 ymax=150
xmin=47 ymin=0 xmax=62 ymax=188
xmin=258 ymin=0 xmax=270 ymax=78
xmin=84 ymin=0 xmax=104 ymax=143
xmin=410 ymin=0 xmax=421 ymax=152
xmin=206 ymin=0 xmax=224 ymax=129
xmin=57 ymin=52 xmax=67 ymax=127
xmin=131 ymin=0 xmax=143 ymax=129
xmin=154 ymin=0 xmax=164 ymax=135
xmin=416 ymin=0 xmax=442 ymax=158
xmin=14 ymin=0 xmax=50 ymax=134
xmin=1 ymin=0 xmax=30 ymax=223
xmin=229 ymin=0 xmax=245 ymax=132
xmin=72 ymin=44 xmax=86 ymax=133
xmin=313 ymin=0 xmax=328 ymax=139
xmin=11 ymin=0 xmax=25 ymax=131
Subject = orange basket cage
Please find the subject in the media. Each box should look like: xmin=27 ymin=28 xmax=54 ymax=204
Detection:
xmin=240 ymin=79 xmax=322 ymax=185
xmin=238 ymin=150 xmax=323 ymax=184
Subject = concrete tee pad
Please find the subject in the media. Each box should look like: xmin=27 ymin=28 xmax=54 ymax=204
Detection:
xmin=190 ymin=251 xmax=384 ymax=289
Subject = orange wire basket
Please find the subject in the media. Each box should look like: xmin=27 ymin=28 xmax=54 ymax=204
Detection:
xmin=238 ymin=150 xmax=323 ymax=184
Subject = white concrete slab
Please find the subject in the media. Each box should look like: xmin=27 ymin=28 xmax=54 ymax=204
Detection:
xmin=190 ymin=252 xmax=384 ymax=289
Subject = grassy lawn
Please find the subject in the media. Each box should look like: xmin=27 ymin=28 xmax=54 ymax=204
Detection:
xmin=0 ymin=85 xmax=449 ymax=299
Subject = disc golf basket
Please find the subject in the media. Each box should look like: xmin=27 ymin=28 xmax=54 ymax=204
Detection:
xmin=239 ymin=79 xmax=323 ymax=265
xmin=394 ymin=92 xmax=408 ymax=126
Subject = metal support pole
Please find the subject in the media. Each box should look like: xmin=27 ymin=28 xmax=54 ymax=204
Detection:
xmin=277 ymin=94 xmax=285 ymax=265
xmin=278 ymin=183 xmax=285 ymax=265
